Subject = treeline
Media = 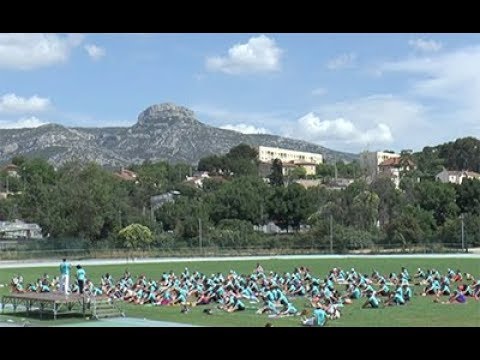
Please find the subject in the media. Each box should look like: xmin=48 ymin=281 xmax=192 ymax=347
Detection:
xmin=0 ymin=140 xmax=479 ymax=251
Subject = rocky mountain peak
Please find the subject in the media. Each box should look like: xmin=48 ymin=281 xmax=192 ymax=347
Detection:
xmin=136 ymin=103 xmax=196 ymax=127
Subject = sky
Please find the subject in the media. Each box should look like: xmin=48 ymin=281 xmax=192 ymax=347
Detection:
xmin=0 ymin=33 xmax=479 ymax=154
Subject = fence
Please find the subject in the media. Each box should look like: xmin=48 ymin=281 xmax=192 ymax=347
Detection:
xmin=0 ymin=242 xmax=470 ymax=261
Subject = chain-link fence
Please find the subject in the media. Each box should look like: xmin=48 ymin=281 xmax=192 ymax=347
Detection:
xmin=0 ymin=239 xmax=470 ymax=261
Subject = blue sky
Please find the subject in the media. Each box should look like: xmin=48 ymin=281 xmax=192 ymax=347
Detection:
xmin=1 ymin=33 xmax=479 ymax=154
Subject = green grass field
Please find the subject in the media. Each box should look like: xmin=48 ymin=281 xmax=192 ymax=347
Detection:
xmin=0 ymin=258 xmax=479 ymax=327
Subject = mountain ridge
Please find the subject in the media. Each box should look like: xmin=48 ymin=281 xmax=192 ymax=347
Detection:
xmin=0 ymin=103 xmax=358 ymax=167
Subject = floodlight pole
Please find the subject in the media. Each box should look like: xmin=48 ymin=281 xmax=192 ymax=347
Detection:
xmin=198 ymin=218 xmax=203 ymax=253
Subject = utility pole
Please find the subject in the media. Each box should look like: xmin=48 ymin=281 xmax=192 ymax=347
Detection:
xmin=329 ymin=213 xmax=333 ymax=254
xmin=334 ymin=155 xmax=338 ymax=183
xmin=198 ymin=218 xmax=203 ymax=253
xmin=461 ymin=213 xmax=465 ymax=252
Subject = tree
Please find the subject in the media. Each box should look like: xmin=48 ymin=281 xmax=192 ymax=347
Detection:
xmin=316 ymin=163 xmax=335 ymax=178
xmin=289 ymin=166 xmax=307 ymax=180
xmin=385 ymin=205 xmax=436 ymax=245
xmin=11 ymin=155 xmax=27 ymax=167
xmin=456 ymin=179 xmax=480 ymax=215
xmin=269 ymin=159 xmax=284 ymax=187
xmin=352 ymin=190 xmax=380 ymax=231
xmin=370 ymin=175 xmax=399 ymax=227
xmin=211 ymin=176 xmax=269 ymax=225
xmin=118 ymin=224 xmax=153 ymax=249
xmin=414 ymin=181 xmax=459 ymax=226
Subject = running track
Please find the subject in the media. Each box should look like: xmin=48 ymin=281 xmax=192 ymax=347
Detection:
xmin=0 ymin=253 xmax=479 ymax=269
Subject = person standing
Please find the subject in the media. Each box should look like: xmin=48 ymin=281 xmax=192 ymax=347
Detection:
xmin=59 ymin=258 xmax=71 ymax=295
xmin=76 ymin=265 xmax=86 ymax=294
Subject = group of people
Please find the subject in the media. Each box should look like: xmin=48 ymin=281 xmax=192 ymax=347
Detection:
xmin=11 ymin=260 xmax=479 ymax=326
xmin=10 ymin=259 xmax=86 ymax=295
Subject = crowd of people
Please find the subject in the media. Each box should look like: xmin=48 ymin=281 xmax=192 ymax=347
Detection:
xmin=9 ymin=261 xmax=479 ymax=326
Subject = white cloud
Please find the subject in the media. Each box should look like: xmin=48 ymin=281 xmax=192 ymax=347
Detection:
xmin=220 ymin=124 xmax=268 ymax=134
xmin=311 ymin=87 xmax=327 ymax=96
xmin=192 ymin=104 xmax=288 ymax=131
xmin=0 ymin=93 xmax=51 ymax=113
xmin=84 ymin=44 xmax=106 ymax=60
xmin=327 ymin=52 xmax=357 ymax=70
xmin=380 ymin=45 xmax=480 ymax=136
xmin=0 ymin=116 xmax=47 ymax=129
xmin=408 ymin=38 xmax=442 ymax=52
xmin=206 ymin=35 xmax=282 ymax=74
xmin=279 ymin=94 xmax=432 ymax=152
xmin=291 ymin=112 xmax=393 ymax=145
xmin=0 ymin=33 xmax=84 ymax=70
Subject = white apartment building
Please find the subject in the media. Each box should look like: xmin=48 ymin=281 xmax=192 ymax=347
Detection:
xmin=360 ymin=151 xmax=400 ymax=176
xmin=257 ymin=146 xmax=323 ymax=165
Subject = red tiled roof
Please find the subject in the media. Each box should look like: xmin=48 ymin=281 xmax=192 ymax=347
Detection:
xmin=114 ymin=169 xmax=138 ymax=181
xmin=379 ymin=157 xmax=415 ymax=167
xmin=3 ymin=164 xmax=18 ymax=171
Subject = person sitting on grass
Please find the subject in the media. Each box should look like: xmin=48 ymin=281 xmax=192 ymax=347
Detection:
xmin=172 ymin=287 xmax=188 ymax=306
xmin=376 ymin=280 xmax=390 ymax=297
xmin=302 ymin=303 xmax=327 ymax=327
xmin=343 ymin=284 xmax=361 ymax=301
xmin=472 ymin=279 xmax=480 ymax=300
xmin=386 ymin=284 xmax=405 ymax=306
xmin=401 ymin=267 xmax=410 ymax=281
xmin=437 ymin=279 xmax=451 ymax=297
xmin=224 ymin=295 xmax=246 ymax=313
xmin=463 ymin=272 xmax=474 ymax=281
xmin=277 ymin=300 xmax=299 ymax=317
xmin=362 ymin=289 xmax=380 ymax=309
xmin=196 ymin=291 xmax=212 ymax=306
xmin=457 ymin=284 xmax=473 ymax=297
xmin=452 ymin=270 xmax=463 ymax=283
xmin=414 ymin=267 xmax=425 ymax=279
xmin=402 ymin=283 xmax=413 ymax=302
xmin=434 ymin=290 xmax=467 ymax=304
xmin=256 ymin=296 xmax=279 ymax=315
xmin=422 ymin=278 xmax=439 ymax=296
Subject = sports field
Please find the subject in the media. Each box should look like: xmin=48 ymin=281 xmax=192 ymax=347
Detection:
xmin=0 ymin=256 xmax=479 ymax=327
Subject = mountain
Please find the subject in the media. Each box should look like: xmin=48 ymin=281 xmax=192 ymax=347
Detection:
xmin=0 ymin=103 xmax=358 ymax=167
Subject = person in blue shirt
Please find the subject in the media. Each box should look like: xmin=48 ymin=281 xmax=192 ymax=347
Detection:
xmin=59 ymin=258 xmax=72 ymax=295
xmin=402 ymin=284 xmax=413 ymax=302
xmin=279 ymin=301 xmax=298 ymax=316
xmin=362 ymin=290 xmax=380 ymax=309
xmin=377 ymin=280 xmax=391 ymax=297
xmin=302 ymin=304 xmax=327 ymax=327
xmin=76 ymin=265 xmax=86 ymax=294
xmin=387 ymin=284 xmax=405 ymax=305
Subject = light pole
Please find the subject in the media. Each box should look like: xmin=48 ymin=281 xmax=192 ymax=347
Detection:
xmin=461 ymin=213 xmax=465 ymax=252
xmin=198 ymin=218 xmax=203 ymax=253
xmin=329 ymin=213 xmax=333 ymax=254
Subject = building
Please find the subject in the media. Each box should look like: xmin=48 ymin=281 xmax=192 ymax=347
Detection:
xmin=114 ymin=168 xmax=138 ymax=182
xmin=150 ymin=191 xmax=181 ymax=210
xmin=435 ymin=169 xmax=480 ymax=185
xmin=360 ymin=151 xmax=401 ymax=177
xmin=257 ymin=146 xmax=323 ymax=165
xmin=378 ymin=157 xmax=416 ymax=188
xmin=257 ymin=146 xmax=323 ymax=178
xmin=0 ymin=220 xmax=43 ymax=240
xmin=293 ymin=179 xmax=324 ymax=189
xmin=2 ymin=164 xmax=20 ymax=178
